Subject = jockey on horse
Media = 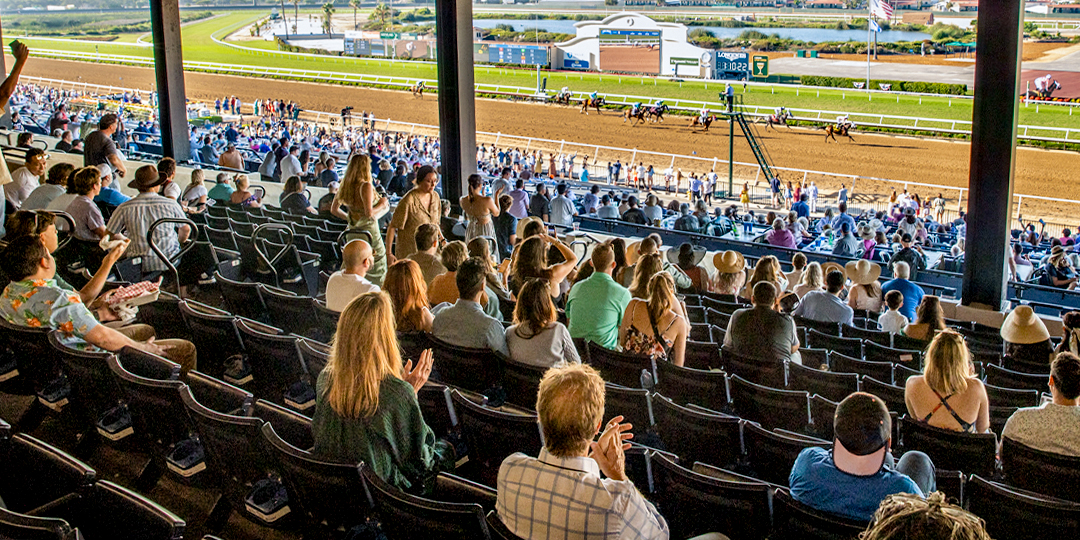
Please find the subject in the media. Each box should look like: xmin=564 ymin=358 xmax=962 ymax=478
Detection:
xmin=555 ymin=86 xmax=572 ymax=105
xmin=825 ymin=115 xmax=855 ymax=142
xmin=580 ymin=91 xmax=604 ymax=115
xmin=623 ymin=102 xmax=646 ymax=125
xmin=412 ymin=80 xmax=426 ymax=98
xmin=764 ymin=107 xmax=791 ymax=131
xmin=688 ymin=109 xmax=714 ymax=131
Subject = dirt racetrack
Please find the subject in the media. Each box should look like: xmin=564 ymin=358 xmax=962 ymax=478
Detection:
xmin=19 ymin=57 xmax=1080 ymax=223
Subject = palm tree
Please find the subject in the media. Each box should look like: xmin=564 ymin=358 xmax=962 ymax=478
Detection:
xmin=322 ymin=2 xmax=335 ymax=36
xmin=350 ymin=0 xmax=361 ymax=30
xmin=372 ymin=2 xmax=392 ymax=30
xmin=292 ymin=0 xmax=301 ymax=34
xmin=280 ymin=0 xmax=289 ymax=38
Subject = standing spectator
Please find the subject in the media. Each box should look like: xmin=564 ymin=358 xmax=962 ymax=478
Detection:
xmin=387 ymin=165 xmax=441 ymax=262
xmin=432 ymin=258 xmax=508 ymax=355
xmin=83 ymin=113 xmax=128 ymax=180
xmin=278 ymin=145 xmax=302 ymax=182
xmin=507 ymin=179 xmax=530 ymax=220
xmin=566 ymin=243 xmax=632 ymax=350
xmin=881 ymin=261 xmax=923 ymax=322
xmin=791 ymin=193 xmax=810 ymax=219
xmin=549 ymin=183 xmax=577 ymax=227
xmin=770 ymin=175 xmax=782 ymax=207
xmin=905 ymin=330 xmax=989 ymax=433
xmin=837 ymin=183 xmax=849 ymax=206
xmin=725 ymin=281 xmax=800 ymax=364
xmin=845 ymin=260 xmax=884 ymax=312
xmin=1002 ymin=352 xmax=1080 ymax=456
xmin=505 ymin=278 xmax=580 ymax=368
xmin=932 ymin=193 xmax=946 ymax=224
xmin=106 ymin=165 xmax=190 ymax=276
xmin=808 ymin=181 xmax=819 ymax=213
xmin=493 ymin=195 xmax=518 ymax=261
xmin=794 ymin=270 xmax=855 ymax=326
xmin=5 ymin=148 xmax=46 ymax=210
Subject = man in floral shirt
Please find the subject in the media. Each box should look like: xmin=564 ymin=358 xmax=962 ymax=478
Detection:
xmin=0 ymin=235 xmax=196 ymax=373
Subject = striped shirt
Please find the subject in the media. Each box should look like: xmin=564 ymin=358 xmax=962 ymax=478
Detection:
xmin=106 ymin=192 xmax=186 ymax=272
xmin=497 ymin=448 xmax=669 ymax=540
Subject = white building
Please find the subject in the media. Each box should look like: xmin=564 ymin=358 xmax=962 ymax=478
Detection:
xmin=554 ymin=12 xmax=715 ymax=77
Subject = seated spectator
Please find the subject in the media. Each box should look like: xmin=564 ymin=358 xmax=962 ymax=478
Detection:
xmin=428 ymin=241 xmax=474 ymax=306
xmin=22 ymin=163 xmax=73 ymax=211
xmin=619 ymin=273 xmax=688 ymax=366
xmin=467 ymin=237 xmax=505 ymax=321
xmin=581 ymin=184 xmax=600 ymax=215
xmin=622 ymin=235 xmax=692 ymax=291
xmin=326 ymin=240 xmax=381 ymax=312
xmin=55 ymin=130 xmax=74 ymax=153
xmin=888 ymin=233 xmax=927 ymax=279
xmin=627 ymin=253 xmax=664 ymax=299
xmin=1055 ymin=311 xmax=1080 ymax=356
xmin=383 ymin=259 xmax=433 ymax=333
xmin=766 ymin=218 xmax=798 ymax=249
xmin=881 ymin=261 xmax=923 ymax=322
xmin=789 ymin=392 xmax=935 ymax=523
xmin=858 ymin=223 xmax=879 ymax=260
xmin=793 ymin=261 xmax=824 ymax=299
xmin=596 ymin=194 xmax=619 ymax=219
xmin=505 ymin=278 xmax=580 ymax=368
xmin=180 ymin=169 xmax=208 ymax=214
xmin=0 ymin=234 xmax=196 ymax=374
xmin=157 ymin=157 xmax=182 ymax=201
xmin=787 ymin=211 xmax=812 ymax=242
xmin=508 ymin=234 xmax=578 ymax=300
xmin=794 ymin=270 xmax=855 ymax=326
xmin=106 ymin=165 xmax=190 ymax=276
xmin=279 ymin=175 xmax=317 ymax=215
xmin=642 ymin=193 xmax=663 ymax=225
xmin=846 ymin=260 xmax=883 ymax=312
xmin=317 ymin=180 xmax=339 ymax=219
xmin=431 ymin=258 xmax=508 ymax=355
xmin=1002 ymin=352 xmax=1080 ymax=457
xmin=620 ymin=195 xmax=647 ymax=225
xmin=744 ymin=255 xmax=788 ymax=300
xmin=1000 ymin=305 xmax=1055 ymax=370
xmin=528 ymin=183 xmax=550 ymax=222
xmin=206 ymin=172 xmax=234 ymax=203
xmin=724 ymin=281 xmax=800 ymax=364
xmin=566 ymin=242 xmax=632 ymax=350
xmin=903 ymin=295 xmax=945 ymax=342
xmin=832 ymin=222 xmax=860 ymax=258
xmin=1008 ymin=243 xmax=1033 ymax=281
xmin=229 ymin=175 xmax=262 ymax=208
xmin=861 ymin=492 xmax=991 ymax=540
xmin=673 ymin=202 xmax=700 ymax=233
xmin=62 ymin=167 xmax=110 ymax=243
xmin=217 ymin=143 xmax=244 ymax=171
xmin=407 ymin=223 xmax=447 ymax=286
xmin=312 ymin=291 xmax=454 ymax=493
xmin=712 ymin=251 xmax=748 ymax=302
xmin=669 ymin=242 xmax=711 ymax=294
xmin=1041 ymin=245 xmax=1077 ymax=290
xmin=5 ymin=147 xmax=45 ymax=210
xmin=904 ymin=330 xmax=989 ymax=433
xmin=878 ymin=290 xmax=908 ymax=335
xmin=786 ymin=253 xmax=807 ymax=291
xmin=496 ymin=364 xmax=670 ymax=539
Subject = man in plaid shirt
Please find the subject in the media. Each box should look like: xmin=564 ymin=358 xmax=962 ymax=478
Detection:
xmin=496 ymin=364 xmax=669 ymax=539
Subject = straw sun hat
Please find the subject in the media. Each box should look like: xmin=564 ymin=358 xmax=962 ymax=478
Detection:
xmin=1000 ymin=305 xmax=1050 ymax=344
xmin=845 ymin=260 xmax=882 ymax=286
xmin=713 ymin=250 xmax=746 ymax=274
xmin=821 ymin=262 xmax=846 ymax=281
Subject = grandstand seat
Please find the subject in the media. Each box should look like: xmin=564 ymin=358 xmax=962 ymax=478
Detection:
xmin=205 ymin=213 xmax=230 ymax=230
xmin=891 ymin=333 xmax=930 ymax=352
xmin=653 ymin=361 xmax=727 ymax=412
xmin=864 ymin=340 xmax=922 ymax=367
xmin=807 ymin=329 xmax=863 ymax=360
xmin=304 ymin=236 xmax=342 ymax=273
xmin=650 ymin=394 xmax=741 ymax=469
xmin=650 ymin=453 xmax=772 ymax=540
xmin=135 ymin=292 xmax=190 ymax=341
xmin=257 ymin=239 xmax=322 ymax=298
xmin=47 ymin=332 xmax=126 ymax=439
xmin=261 ymin=208 xmax=285 ymax=221
xmin=498 ymin=357 xmax=546 ymax=411
xmin=859 ymin=376 xmax=908 ymax=416
xmin=247 ymin=214 xmax=270 ymax=225
xmin=720 ymin=347 xmax=786 ymax=388
xmin=794 ymin=315 xmax=840 ymax=336
xmin=603 ymin=383 xmax=653 ymax=435
xmin=897 ymin=416 xmax=997 ymax=477
xmin=260 ymin=285 xmax=319 ymax=338
xmin=486 ymin=510 xmax=526 ymax=540
xmin=52 ymin=479 xmax=185 ymax=540
xmin=1002 ymin=354 xmax=1052 ymax=375
xmin=829 ymin=352 xmax=894 ymax=383
xmin=311 ymin=301 xmax=340 ymax=342
xmin=585 ymin=341 xmax=654 ymax=389
xmin=729 ymin=374 xmax=811 ymax=433
xmin=785 ymin=361 xmax=858 ymax=403
xmin=701 ymin=296 xmax=743 ymax=314
xmin=965 ymin=475 xmax=1080 ymax=540
xmin=984 ymin=382 xmax=1040 ymax=408
xmin=808 ymin=394 xmax=838 ymax=440
xmin=688 ymin=323 xmax=712 ymax=343
xmin=892 ymin=362 xmax=921 ymax=384
xmin=225 ymin=208 xmax=250 ymax=223
xmin=985 ymin=363 xmax=1048 ymax=392
xmin=428 ymin=336 xmax=506 ymax=395
xmin=253 ymin=399 xmax=313 ymax=450
xmin=260 ymin=423 xmax=370 ymax=533
xmin=0 ymin=315 xmax=62 ymax=419
xmin=683 ymin=340 xmax=722 ymax=370
xmin=686 ymin=305 xmax=706 ymax=324
xmin=296 ymin=339 xmax=329 ymax=381
xmin=186 ymin=371 xmax=253 ymax=417
xmin=361 ymin=463 xmax=491 ymax=540
xmin=178 ymin=300 xmax=245 ymax=380
xmin=705 ymin=308 xmax=730 ymax=328
xmin=450 ymin=390 xmax=542 ymax=488
xmin=742 ymin=422 xmax=831 ymax=486
xmin=772 ymin=487 xmax=866 ymax=540
xmin=0 ymin=416 xmax=8 ymax=442
xmin=0 ymin=506 xmax=78 ymax=540
xmin=840 ymin=324 xmax=891 ymax=346
xmin=215 ymin=272 xmax=271 ymax=323
xmin=0 ymin=433 xmax=96 ymax=516
xmin=622 ymin=445 xmax=679 ymax=495
xmin=229 ymin=219 xmax=255 ymax=237
xmin=709 ymin=324 xmax=727 ymax=345
xmin=398 ymin=331 xmax=431 ymax=364
xmin=433 ymin=472 xmax=498 ymax=511
xmin=416 ymin=382 xmax=461 ymax=441
xmin=179 ymin=386 xmax=295 ymax=530
xmin=799 ymin=347 xmax=829 ymax=370
xmin=1000 ymin=437 xmax=1080 ymax=502
xmin=235 ymin=319 xmax=313 ymax=412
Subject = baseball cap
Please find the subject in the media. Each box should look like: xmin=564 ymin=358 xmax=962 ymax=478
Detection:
xmin=834 ymin=392 xmax=891 ymax=456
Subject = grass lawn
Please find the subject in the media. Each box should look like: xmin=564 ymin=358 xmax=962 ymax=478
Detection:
xmin=9 ymin=11 xmax=1079 ymax=135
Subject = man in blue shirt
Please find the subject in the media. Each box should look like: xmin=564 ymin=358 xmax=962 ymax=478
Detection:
xmin=92 ymin=164 xmax=131 ymax=207
xmin=789 ymin=392 xmax=935 ymax=523
xmin=881 ymin=261 xmax=924 ymax=321
xmin=831 ymin=201 xmax=856 ymax=234
xmin=791 ymin=193 xmax=810 ymax=219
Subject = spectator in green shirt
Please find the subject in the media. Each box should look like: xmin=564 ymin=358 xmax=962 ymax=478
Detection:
xmin=566 ymin=242 xmax=632 ymax=350
xmin=206 ymin=172 xmax=235 ymax=204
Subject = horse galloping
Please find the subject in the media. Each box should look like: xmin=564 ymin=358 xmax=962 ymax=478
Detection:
xmin=552 ymin=92 xmax=574 ymax=106
xmin=688 ymin=115 xmax=716 ymax=132
xmin=824 ymin=123 xmax=855 ymax=143
xmin=579 ymin=97 xmax=606 ymax=115
xmin=645 ymin=104 xmax=669 ymax=123
xmin=623 ymin=107 xmax=647 ymax=126
xmin=410 ymin=83 xmax=426 ymax=98
xmin=764 ymin=110 xmax=792 ymax=132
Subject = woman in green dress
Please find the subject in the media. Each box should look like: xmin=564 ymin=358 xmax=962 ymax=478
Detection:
xmin=331 ymin=153 xmax=388 ymax=285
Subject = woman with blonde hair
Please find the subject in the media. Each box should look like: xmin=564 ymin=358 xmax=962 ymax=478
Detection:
xmin=793 ymin=262 xmax=824 ymax=298
xmin=332 ymin=154 xmax=389 ymax=285
xmin=383 ymin=259 xmax=434 ymax=333
xmin=744 ymin=255 xmax=786 ymax=298
xmin=460 ymin=173 xmax=502 ymax=255
xmin=229 ymin=175 xmax=261 ymax=208
xmin=312 ymin=291 xmax=454 ymax=492
xmin=903 ymin=295 xmax=946 ymax=341
xmin=904 ymin=330 xmax=989 ymax=433
xmin=181 ymin=169 xmax=208 ymax=213
xmin=618 ymin=272 xmax=688 ymax=366
xmin=505 ymin=278 xmax=580 ymax=368
xmin=862 ymin=492 xmax=990 ymax=540
xmin=628 ymin=253 xmax=665 ymax=299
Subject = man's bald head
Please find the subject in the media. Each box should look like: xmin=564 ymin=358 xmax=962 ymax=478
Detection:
xmin=342 ymin=239 xmax=373 ymax=276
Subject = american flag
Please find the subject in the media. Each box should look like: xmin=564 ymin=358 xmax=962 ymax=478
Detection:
xmin=870 ymin=0 xmax=894 ymax=20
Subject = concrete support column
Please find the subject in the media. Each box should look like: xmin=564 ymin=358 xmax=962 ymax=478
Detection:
xmin=150 ymin=0 xmax=191 ymax=161
xmin=435 ymin=0 xmax=477 ymax=208
xmin=961 ymin=0 xmax=1024 ymax=310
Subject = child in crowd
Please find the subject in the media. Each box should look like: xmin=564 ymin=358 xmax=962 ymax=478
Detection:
xmin=878 ymin=290 xmax=908 ymax=334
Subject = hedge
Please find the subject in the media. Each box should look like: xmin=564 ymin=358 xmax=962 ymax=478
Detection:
xmin=800 ymin=75 xmax=968 ymax=96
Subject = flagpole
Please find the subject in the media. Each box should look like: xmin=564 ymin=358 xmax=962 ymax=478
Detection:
xmin=866 ymin=7 xmax=871 ymax=92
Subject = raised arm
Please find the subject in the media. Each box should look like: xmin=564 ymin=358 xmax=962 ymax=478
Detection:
xmin=0 ymin=41 xmax=29 ymax=107
xmin=545 ymin=234 xmax=579 ymax=284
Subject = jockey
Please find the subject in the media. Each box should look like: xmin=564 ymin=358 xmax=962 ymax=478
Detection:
xmin=631 ymin=102 xmax=641 ymax=115
xmin=836 ymin=115 xmax=852 ymax=130
xmin=559 ymin=86 xmax=570 ymax=99
xmin=590 ymin=91 xmax=599 ymax=102
xmin=699 ymin=108 xmax=709 ymax=123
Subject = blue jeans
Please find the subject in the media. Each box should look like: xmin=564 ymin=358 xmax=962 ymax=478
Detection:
xmin=888 ymin=451 xmax=937 ymax=495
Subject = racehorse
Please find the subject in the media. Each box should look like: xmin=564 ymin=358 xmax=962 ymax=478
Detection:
xmin=824 ymin=123 xmax=855 ymax=143
xmin=579 ymin=97 xmax=606 ymax=115
xmin=552 ymin=92 xmax=574 ymax=106
xmin=764 ymin=110 xmax=792 ymax=132
xmin=645 ymin=104 xmax=669 ymax=123
xmin=623 ymin=107 xmax=647 ymax=126
xmin=1025 ymin=80 xmax=1062 ymax=100
xmin=688 ymin=115 xmax=715 ymax=132
xmin=410 ymin=83 xmax=425 ymax=98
